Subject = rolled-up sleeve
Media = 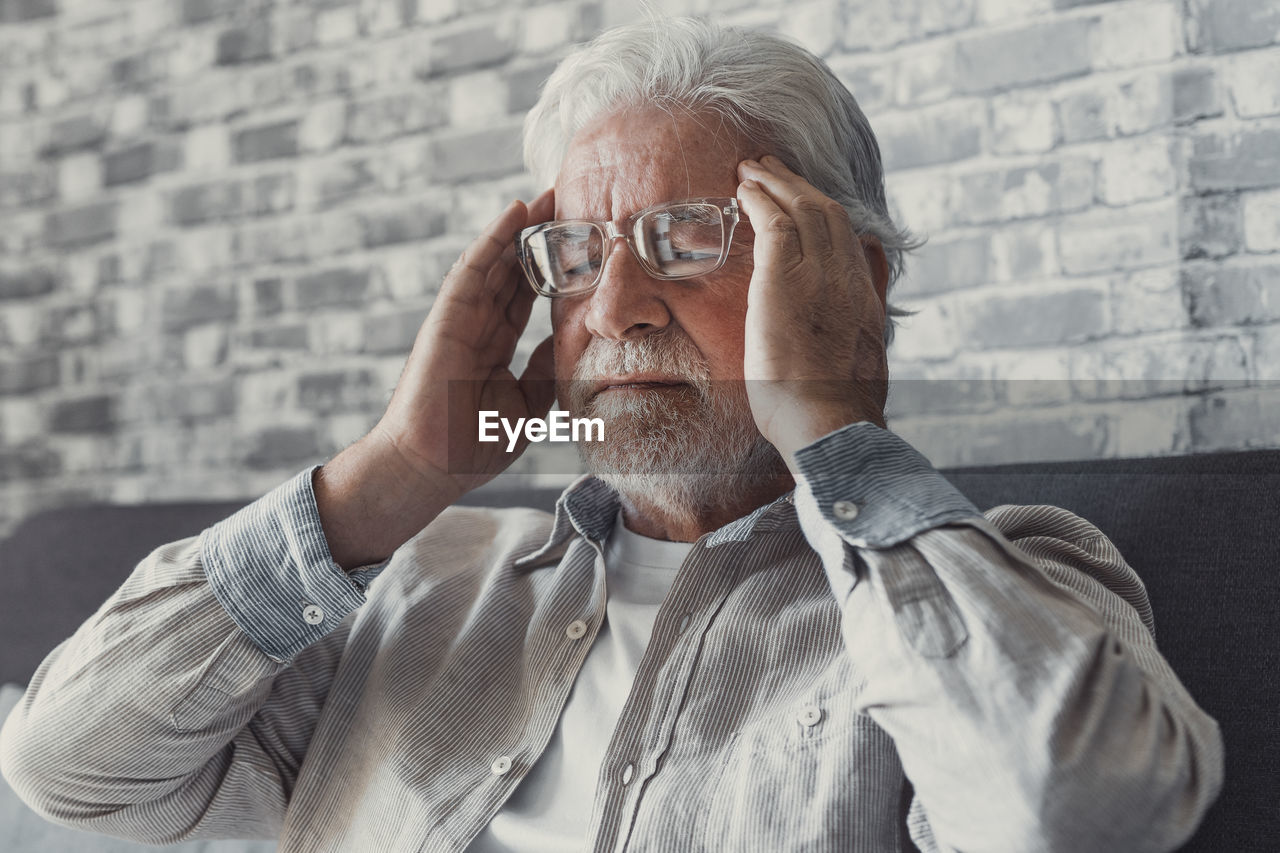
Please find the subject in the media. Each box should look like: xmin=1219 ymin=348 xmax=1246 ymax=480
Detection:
xmin=792 ymin=422 xmax=1225 ymax=853
xmin=0 ymin=465 xmax=387 ymax=845
xmin=203 ymin=465 xmax=391 ymax=662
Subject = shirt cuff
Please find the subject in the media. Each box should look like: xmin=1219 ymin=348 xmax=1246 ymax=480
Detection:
xmin=200 ymin=464 xmax=393 ymax=663
xmin=791 ymin=422 xmax=980 ymax=549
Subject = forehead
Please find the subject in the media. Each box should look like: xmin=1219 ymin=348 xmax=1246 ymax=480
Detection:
xmin=554 ymin=105 xmax=750 ymax=220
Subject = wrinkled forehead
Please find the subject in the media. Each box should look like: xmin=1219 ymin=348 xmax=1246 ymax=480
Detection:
xmin=553 ymin=105 xmax=753 ymax=222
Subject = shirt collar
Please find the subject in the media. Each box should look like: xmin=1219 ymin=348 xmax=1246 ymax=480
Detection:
xmin=513 ymin=476 xmax=798 ymax=571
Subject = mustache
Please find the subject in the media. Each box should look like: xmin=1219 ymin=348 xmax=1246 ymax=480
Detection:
xmin=568 ymin=330 xmax=712 ymax=402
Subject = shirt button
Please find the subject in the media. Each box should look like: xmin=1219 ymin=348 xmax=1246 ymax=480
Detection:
xmin=832 ymin=500 xmax=860 ymax=521
xmin=566 ymin=620 xmax=588 ymax=640
xmin=621 ymin=763 xmax=634 ymax=785
xmin=678 ymin=614 xmax=691 ymax=632
xmin=491 ymin=756 xmax=512 ymax=776
xmin=798 ymin=705 xmax=823 ymax=727
xmin=302 ymin=604 xmax=324 ymax=625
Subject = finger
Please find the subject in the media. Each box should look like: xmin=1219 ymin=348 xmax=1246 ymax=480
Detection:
xmin=517 ymin=335 xmax=557 ymax=417
xmin=442 ymin=199 xmax=530 ymax=299
xmin=527 ymin=186 xmax=556 ymax=224
xmin=484 ymin=243 xmax=521 ymax=303
xmin=504 ymin=186 xmax=556 ymax=307
xmin=504 ymin=262 xmax=539 ymax=332
xmin=739 ymin=157 xmax=833 ymax=261
xmin=736 ymin=177 xmax=802 ymax=280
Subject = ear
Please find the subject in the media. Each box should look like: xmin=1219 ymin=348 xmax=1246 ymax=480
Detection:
xmin=859 ymin=235 xmax=890 ymax=311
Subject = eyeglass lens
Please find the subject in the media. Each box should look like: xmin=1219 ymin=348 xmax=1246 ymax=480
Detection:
xmin=525 ymin=202 xmax=727 ymax=294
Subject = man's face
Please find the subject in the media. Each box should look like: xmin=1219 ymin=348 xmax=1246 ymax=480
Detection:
xmin=550 ymin=105 xmax=755 ymax=388
xmin=549 ymin=105 xmax=786 ymax=508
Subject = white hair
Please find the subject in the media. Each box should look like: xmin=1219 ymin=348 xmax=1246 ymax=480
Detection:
xmin=522 ymin=16 xmax=918 ymax=343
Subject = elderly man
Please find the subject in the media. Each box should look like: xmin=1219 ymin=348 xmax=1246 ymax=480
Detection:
xmin=1 ymin=17 xmax=1221 ymax=853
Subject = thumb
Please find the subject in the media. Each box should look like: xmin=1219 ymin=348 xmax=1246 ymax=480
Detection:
xmin=518 ymin=335 xmax=557 ymax=417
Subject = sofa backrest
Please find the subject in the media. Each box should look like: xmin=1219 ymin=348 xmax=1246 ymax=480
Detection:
xmin=2 ymin=451 xmax=1276 ymax=852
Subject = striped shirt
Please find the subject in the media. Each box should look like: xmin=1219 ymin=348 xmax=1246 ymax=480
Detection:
xmin=0 ymin=423 xmax=1223 ymax=852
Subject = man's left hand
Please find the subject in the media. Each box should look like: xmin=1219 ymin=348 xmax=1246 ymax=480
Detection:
xmin=735 ymin=155 xmax=890 ymax=469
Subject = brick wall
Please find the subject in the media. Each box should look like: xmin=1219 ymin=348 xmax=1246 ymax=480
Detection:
xmin=0 ymin=0 xmax=1276 ymax=534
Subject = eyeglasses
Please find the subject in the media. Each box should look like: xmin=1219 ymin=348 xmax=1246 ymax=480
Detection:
xmin=515 ymin=197 xmax=746 ymax=297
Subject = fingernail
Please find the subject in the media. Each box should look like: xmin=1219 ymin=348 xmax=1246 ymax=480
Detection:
xmin=740 ymin=179 xmax=757 ymax=190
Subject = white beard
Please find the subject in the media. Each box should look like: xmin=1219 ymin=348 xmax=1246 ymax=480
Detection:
xmin=561 ymin=329 xmax=788 ymax=519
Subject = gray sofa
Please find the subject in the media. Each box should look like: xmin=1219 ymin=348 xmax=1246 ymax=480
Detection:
xmin=2 ymin=452 xmax=1278 ymax=851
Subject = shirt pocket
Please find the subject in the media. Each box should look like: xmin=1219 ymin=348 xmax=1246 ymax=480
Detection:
xmin=700 ymin=694 xmax=904 ymax=852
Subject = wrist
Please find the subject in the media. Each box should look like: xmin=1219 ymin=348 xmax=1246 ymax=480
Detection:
xmin=313 ymin=433 xmax=460 ymax=571
xmin=769 ymin=400 xmax=883 ymax=475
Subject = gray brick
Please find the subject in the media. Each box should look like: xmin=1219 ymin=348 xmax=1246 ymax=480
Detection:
xmin=170 ymin=182 xmax=242 ymax=225
xmin=149 ymin=378 xmax=236 ymax=421
xmin=97 ymin=255 xmax=122 ymax=286
xmin=0 ymin=443 xmax=61 ymax=480
xmin=296 ymin=268 xmax=371 ymax=309
xmin=345 ymin=89 xmax=447 ymax=144
xmin=1182 ymin=264 xmax=1280 ymax=327
xmin=110 ymin=50 xmax=165 ymax=88
xmin=0 ymin=0 xmax=56 ymax=23
xmin=162 ymin=283 xmax=238 ymax=332
xmin=298 ymin=369 xmax=378 ymax=413
xmin=505 ymin=61 xmax=558 ymax=113
xmin=956 ymin=18 xmax=1092 ymax=93
xmin=1190 ymin=128 xmax=1280 ymax=192
xmin=359 ymin=204 xmax=447 ymax=248
xmin=230 ymin=221 xmax=311 ymax=266
xmin=363 ymin=311 xmax=421 ymax=354
xmin=1179 ymin=195 xmax=1241 ymax=260
xmin=248 ymin=173 xmax=296 ymax=215
xmin=103 ymin=141 xmax=181 ymax=187
xmin=894 ymin=44 xmax=957 ymax=106
xmin=180 ymin=0 xmax=236 ymax=24
xmin=247 ymin=323 xmax=308 ymax=349
xmin=886 ymin=376 xmax=1005 ymax=418
xmin=314 ymin=158 xmax=380 ymax=207
xmin=49 ymin=394 xmax=117 ymax=434
xmin=428 ymin=124 xmax=524 ymax=183
xmin=1054 ymin=0 xmax=1118 ymax=7
xmin=0 ymin=168 xmax=56 ymax=208
xmin=41 ymin=115 xmax=107 ymax=156
xmin=253 ymin=277 xmax=284 ymax=315
xmin=960 ymin=287 xmax=1107 ymax=348
xmin=41 ymin=304 xmax=100 ymax=345
xmin=991 ymin=226 xmax=1056 ymax=281
xmin=169 ymin=174 xmax=293 ymax=225
xmin=881 ymin=102 xmax=983 ymax=170
xmin=0 ymin=268 xmax=57 ymax=301
xmin=1191 ymin=0 xmax=1280 ymax=53
xmin=0 ymin=355 xmax=59 ymax=395
xmin=1057 ymin=89 xmax=1109 ymax=143
xmin=243 ymin=426 xmax=321 ymax=469
xmin=233 ymin=120 xmax=298 ymax=163
xmin=1172 ymin=67 xmax=1222 ymax=124
xmin=45 ymin=201 xmax=118 ymax=248
xmin=954 ymin=160 xmax=1093 ymax=226
xmin=1059 ymin=206 xmax=1175 ymax=274
xmin=900 ymin=236 xmax=989 ymax=296
xmin=1188 ymin=389 xmax=1280 ymax=452
xmin=425 ymin=21 xmax=516 ymax=76
xmin=217 ymin=24 xmax=273 ymax=65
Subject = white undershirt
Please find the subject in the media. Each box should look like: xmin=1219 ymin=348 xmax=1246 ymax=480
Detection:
xmin=468 ymin=512 xmax=693 ymax=852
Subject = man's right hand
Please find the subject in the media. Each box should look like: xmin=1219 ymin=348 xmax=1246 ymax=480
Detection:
xmin=314 ymin=189 xmax=557 ymax=570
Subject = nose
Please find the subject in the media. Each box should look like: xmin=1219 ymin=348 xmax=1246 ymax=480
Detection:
xmin=582 ymin=235 xmax=671 ymax=341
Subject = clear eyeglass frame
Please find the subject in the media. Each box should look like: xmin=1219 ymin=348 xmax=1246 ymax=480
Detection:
xmin=514 ymin=196 xmax=747 ymax=298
